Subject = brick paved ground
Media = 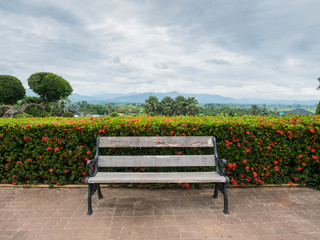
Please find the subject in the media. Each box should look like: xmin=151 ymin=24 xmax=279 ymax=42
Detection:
xmin=0 ymin=186 xmax=320 ymax=240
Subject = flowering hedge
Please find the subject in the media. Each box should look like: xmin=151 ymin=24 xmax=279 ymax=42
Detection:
xmin=0 ymin=115 xmax=319 ymax=187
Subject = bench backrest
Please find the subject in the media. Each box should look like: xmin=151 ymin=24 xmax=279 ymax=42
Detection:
xmin=96 ymin=136 xmax=216 ymax=168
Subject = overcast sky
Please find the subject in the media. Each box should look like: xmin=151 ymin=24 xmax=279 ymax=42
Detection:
xmin=1 ymin=0 xmax=320 ymax=100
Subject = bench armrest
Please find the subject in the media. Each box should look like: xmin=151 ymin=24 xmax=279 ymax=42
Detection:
xmin=217 ymin=158 xmax=227 ymax=175
xmin=87 ymin=158 xmax=98 ymax=177
xmin=87 ymin=137 xmax=100 ymax=177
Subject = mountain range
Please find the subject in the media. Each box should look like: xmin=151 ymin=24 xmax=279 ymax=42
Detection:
xmin=25 ymin=89 xmax=318 ymax=105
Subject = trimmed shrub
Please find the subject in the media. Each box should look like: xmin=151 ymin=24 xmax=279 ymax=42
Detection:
xmin=62 ymin=112 xmax=74 ymax=118
xmin=13 ymin=113 xmax=33 ymax=118
xmin=0 ymin=75 xmax=26 ymax=105
xmin=110 ymin=112 xmax=118 ymax=117
xmin=0 ymin=115 xmax=319 ymax=187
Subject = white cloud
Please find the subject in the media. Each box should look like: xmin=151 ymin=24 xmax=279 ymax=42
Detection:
xmin=0 ymin=0 xmax=319 ymax=101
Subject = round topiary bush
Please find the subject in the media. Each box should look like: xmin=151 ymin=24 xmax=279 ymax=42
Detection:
xmin=62 ymin=112 xmax=74 ymax=117
xmin=110 ymin=112 xmax=118 ymax=117
xmin=0 ymin=75 xmax=26 ymax=105
xmin=13 ymin=113 xmax=33 ymax=118
xmin=28 ymin=72 xmax=73 ymax=102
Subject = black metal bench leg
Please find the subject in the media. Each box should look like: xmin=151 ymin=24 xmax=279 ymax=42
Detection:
xmin=97 ymin=184 xmax=103 ymax=199
xmin=87 ymin=184 xmax=93 ymax=215
xmin=213 ymin=184 xmax=218 ymax=199
xmin=223 ymin=183 xmax=229 ymax=214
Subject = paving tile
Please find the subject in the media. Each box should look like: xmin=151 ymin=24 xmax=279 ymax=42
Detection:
xmin=0 ymin=186 xmax=320 ymax=240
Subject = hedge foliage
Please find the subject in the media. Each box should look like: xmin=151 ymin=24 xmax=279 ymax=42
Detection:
xmin=0 ymin=115 xmax=319 ymax=187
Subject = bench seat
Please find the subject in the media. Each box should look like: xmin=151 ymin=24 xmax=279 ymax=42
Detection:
xmin=87 ymin=172 xmax=227 ymax=184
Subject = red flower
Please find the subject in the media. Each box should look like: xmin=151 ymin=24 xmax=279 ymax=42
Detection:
xmin=277 ymin=130 xmax=283 ymax=135
xmin=245 ymin=148 xmax=250 ymax=153
xmin=253 ymin=172 xmax=257 ymax=178
xmin=310 ymin=128 xmax=315 ymax=133
xmin=170 ymin=131 xmax=174 ymax=135
xmin=177 ymin=151 xmax=182 ymax=155
xmin=12 ymin=182 xmax=16 ymax=185
xmin=86 ymin=151 xmax=91 ymax=155
xmin=297 ymin=167 xmax=302 ymax=171
xmin=64 ymin=170 xmax=69 ymax=173
xmin=47 ymin=146 xmax=52 ymax=151
xmin=50 ymin=169 xmax=53 ymax=173
xmin=39 ymin=155 xmax=43 ymax=159
xmin=266 ymin=146 xmax=271 ymax=150
xmin=273 ymin=160 xmax=278 ymax=165
xmin=17 ymin=161 xmax=22 ymax=164
xmin=242 ymin=159 xmax=247 ymax=164
xmin=274 ymin=166 xmax=279 ymax=171
xmin=42 ymin=136 xmax=47 ymax=142
xmin=54 ymin=147 xmax=59 ymax=152
xmin=299 ymin=154 xmax=303 ymax=158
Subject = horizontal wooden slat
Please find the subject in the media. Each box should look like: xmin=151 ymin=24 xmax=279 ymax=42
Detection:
xmin=99 ymin=136 xmax=213 ymax=148
xmin=98 ymin=155 xmax=215 ymax=167
xmin=87 ymin=172 xmax=226 ymax=184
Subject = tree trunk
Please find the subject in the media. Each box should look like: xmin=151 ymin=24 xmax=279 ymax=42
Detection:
xmin=0 ymin=103 xmax=46 ymax=118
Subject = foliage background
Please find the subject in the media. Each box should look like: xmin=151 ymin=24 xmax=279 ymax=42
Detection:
xmin=0 ymin=115 xmax=319 ymax=187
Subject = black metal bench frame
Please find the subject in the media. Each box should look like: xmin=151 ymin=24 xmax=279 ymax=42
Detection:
xmin=85 ymin=136 xmax=230 ymax=215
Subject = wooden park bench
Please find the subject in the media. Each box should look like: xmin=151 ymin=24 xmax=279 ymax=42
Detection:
xmin=85 ymin=136 xmax=230 ymax=215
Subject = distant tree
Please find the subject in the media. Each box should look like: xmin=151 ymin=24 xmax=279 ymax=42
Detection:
xmin=250 ymin=105 xmax=259 ymax=115
xmin=174 ymin=96 xmax=188 ymax=115
xmin=64 ymin=102 xmax=80 ymax=114
xmin=316 ymin=101 xmax=320 ymax=115
xmin=28 ymin=72 xmax=73 ymax=103
xmin=185 ymin=97 xmax=199 ymax=115
xmin=316 ymin=77 xmax=320 ymax=115
xmin=144 ymin=96 xmax=160 ymax=115
xmin=160 ymin=96 xmax=175 ymax=116
xmin=50 ymin=101 xmax=64 ymax=117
